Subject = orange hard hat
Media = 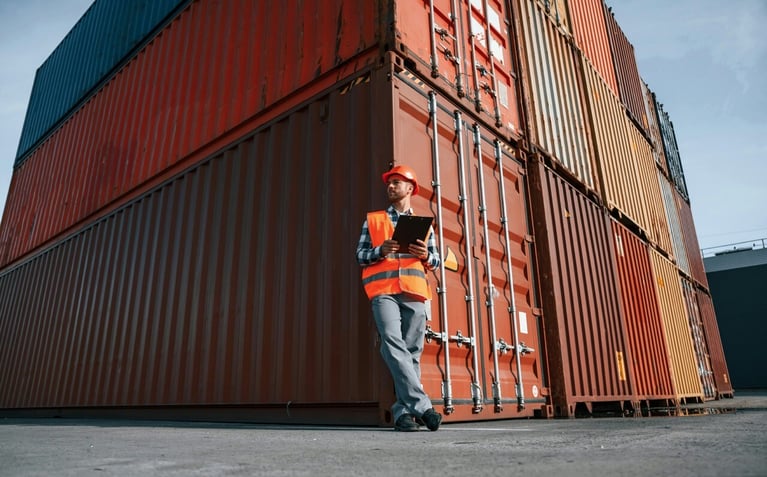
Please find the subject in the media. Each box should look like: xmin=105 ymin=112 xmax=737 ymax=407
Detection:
xmin=382 ymin=165 xmax=420 ymax=195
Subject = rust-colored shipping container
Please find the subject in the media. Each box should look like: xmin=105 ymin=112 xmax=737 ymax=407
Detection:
xmin=648 ymin=249 xmax=704 ymax=402
xmin=610 ymin=219 xmax=675 ymax=409
xmin=641 ymin=81 xmax=668 ymax=177
xmin=675 ymin=192 xmax=709 ymax=290
xmin=527 ymin=157 xmax=636 ymax=417
xmin=0 ymin=0 xmax=525 ymax=269
xmin=566 ymin=0 xmax=619 ymax=97
xmin=514 ymin=0 xmax=595 ymax=190
xmin=602 ymin=5 xmax=647 ymax=134
xmin=695 ymin=288 xmax=734 ymax=398
xmin=0 ymin=56 xmax=546 ymax=423
xmin=680 ymin=278 xmax=717 ymax=400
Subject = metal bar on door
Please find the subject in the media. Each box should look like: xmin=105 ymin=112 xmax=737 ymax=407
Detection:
xmin=473 ymin=123 xmax=503 ymax=412
xmin=428 ymin=91 xmax=454 ymax=414
xmin=455 ymin=110 xmax=483 ymax=414
xmin=494 ymin=139 xmax=528 ymax=410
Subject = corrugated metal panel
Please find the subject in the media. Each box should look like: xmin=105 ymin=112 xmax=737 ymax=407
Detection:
xmin=658 ymin=171 xmax=689 ymax=275
xmin=580 ymin=55 xmax=647 ymax=233
xmin=680 ymin=278 xmax=717 ymax=400
xmin=611 ymin=219 xmax=675 ymax=403
xmin=627 ymin=117 xmax=674 ymax=256
xmin=648 ymin=249 xmax=703 ymax=401
xmin=15 ymin=0 xmax=192 ymax=165
xmin=515 ymin=0 xmax=594 ymax=189
xmin=641 ymin=81 xmax=668 ymax=177
xmin=654 ymin=99 xmax=689 ymax=200
xmin=566 ymin=0 xmax=619 ymax=97
xmin=2 ymin=0 xmax=528 ymax=270
xmin=528 ymin=158 xmax=635 ymax=417
xmin=695 ymin=288 xmax=733 ymax=397
xmin=602 ymin=6 xmax=647 ymax=134
xmin=675 ymin=192 xmax=709 ymax=289
xmin=0 ymin=57 xmax=545 ymax=423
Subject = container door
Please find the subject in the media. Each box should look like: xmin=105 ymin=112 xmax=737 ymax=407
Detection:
xmin=392 ymin=66 xmax=544 ymax=420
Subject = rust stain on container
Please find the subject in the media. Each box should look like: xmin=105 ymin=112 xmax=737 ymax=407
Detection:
xmin=528 ymin=158 xmax=636 ymax=417
xmin=611 ymin=219 xmax=675 ymax=404
xmin=0 ymin=0 xmax=524 ymax=269
xmin=695 ymin=288 xmax=733 ymax=398
xmin=515 ymin=0 xmax=594 ymax=189
xmin=648 ymin=248 xmax=703 ymax=401
xmin=566 ymin=0 xmax=619 ymax=97
xmin=0 ymin=57 xmax=544 ymax=423
xmin=641 ymin=81 xmax=668 ymax=177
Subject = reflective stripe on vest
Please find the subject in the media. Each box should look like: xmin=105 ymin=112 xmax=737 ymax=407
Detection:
xmin=361 ymin=210 xmax=432 ymax=301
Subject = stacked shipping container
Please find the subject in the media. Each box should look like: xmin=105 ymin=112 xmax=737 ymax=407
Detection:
xmin=0 ymin=0 xmax=732 ymax=423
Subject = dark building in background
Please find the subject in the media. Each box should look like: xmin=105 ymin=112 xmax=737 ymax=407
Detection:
xmin=704 ymin=243 xmax=767 ymax=389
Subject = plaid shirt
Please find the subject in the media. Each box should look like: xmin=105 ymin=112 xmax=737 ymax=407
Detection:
xmin=356 ymin=205 xmax=440 ymax=270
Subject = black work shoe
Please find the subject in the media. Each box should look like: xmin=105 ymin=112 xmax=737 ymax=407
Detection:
xmin=394 ymin=414 xmax=419 ymax=432
xmin=421 ymin=408 xmax=442 ymax=431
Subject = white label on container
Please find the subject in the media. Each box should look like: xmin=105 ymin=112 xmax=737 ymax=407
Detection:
xmin=470 ymin=0 xmax=482 ymax=11
xmin=518 ymin=311 xmax=528 ymax=334
xmin=497 ymin=81 xmax=508 ymax=108
xmin=491 ymin=39 xmax=504 ymax=64
xmin=471 ymin=17 xmax=486 ymax=46
xmin=488 ymin=7 xmax=501 ymax=31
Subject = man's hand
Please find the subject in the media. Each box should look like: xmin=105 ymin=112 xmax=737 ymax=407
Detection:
xmin=408 ymin=239 xmax=429 ymax=260
xmin=380 ymin=239 xmax=400 ymax=257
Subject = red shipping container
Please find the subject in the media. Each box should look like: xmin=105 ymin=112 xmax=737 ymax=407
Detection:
xmin=566 ymin=0 xmax=619 ymax=98
xmin=611 ymin=219 xmax=675 ymax=410
xmin=695 ymin=288 xmax=734 ymax=398
xmin=0 ymin=0 xmax=524 ymax=269
xmin=527 ymin=156 xmax=636 ymax=417
xmin=0 ymin=56 xmax=546 ymax=423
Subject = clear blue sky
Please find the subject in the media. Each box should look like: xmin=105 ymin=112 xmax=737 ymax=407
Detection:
xmin=0 ymin=0 xmax=765 ymax=252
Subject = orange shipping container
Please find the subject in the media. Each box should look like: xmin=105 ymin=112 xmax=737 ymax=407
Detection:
xmin=566 ymin=0 xmax=619 ymax=97
xmin=527 ymin=158 xmax=636 ymax=417
xmin=611 ymin=219 xmax=675 ymax=408
xmin=649 ymin=249 xmax=704 ymax=402
xmin=675 ymin=191 xmax=709 ymax=290
xmin=0 ymin=56 xmax=546 ymax=423
xmin=0 ymin=0 xmax=524 ymax=269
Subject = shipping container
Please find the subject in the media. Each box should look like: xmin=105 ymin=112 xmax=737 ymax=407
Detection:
xmin=15 ymin=0 xmax=192 ymax=165
xmin=610 ymin=219 xmax=675 ymax=410
xmin=675 ymin=192 xmax=709 ymax=289
xmin=654 ymin=99 xmax=689 ymax=200
xmin=1 ymin=0 xmax=526 ymax=269
xmin=658 ymin=171 xmax=690 ymax=275
xmin=514 ymin=0 xmax=595 ymax=189
xmin=580 ymin=55 xmax=672 ymax=255
xmin=641 ymin=81 xmax=668 ymax=177
xmin=0 ymin=56 xmax=546 ymax=423
xmin=527 ymin=157 xmax=636 ymax=417
xmin=648 ymin=249 xmax=704 ymax=402
xmin=566 ymin=0 xmax=619 ymax=97
xmin=695 ymin=287 xmax=734 ymax=397
xmin=602 ymin=5 xmax=647 ymax=134
xmin=680 ymin=277 xmax=717 ymax=400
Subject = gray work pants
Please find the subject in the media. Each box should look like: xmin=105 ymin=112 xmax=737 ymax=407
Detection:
xmin=371 ymin=293 xmax=433 ymax=421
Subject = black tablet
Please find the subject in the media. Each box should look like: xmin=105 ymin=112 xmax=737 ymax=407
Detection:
xmin=391 ymin=215 xmax=433 ymax=250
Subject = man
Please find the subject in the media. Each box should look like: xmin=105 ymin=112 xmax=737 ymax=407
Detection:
xmin=355 ymin=164 xmax=443 ymax=432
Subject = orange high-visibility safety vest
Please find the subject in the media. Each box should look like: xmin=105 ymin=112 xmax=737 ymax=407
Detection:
xmin=361 ymin=211 xmax=432 ymax=301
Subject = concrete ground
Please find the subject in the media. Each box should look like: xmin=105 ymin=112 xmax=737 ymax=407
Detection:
xmin=1 ymin=391 xmax=766 ymax=477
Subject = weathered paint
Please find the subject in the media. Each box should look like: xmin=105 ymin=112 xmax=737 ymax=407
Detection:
xmin=641 ymin=81 xmax=668 ymax=177
xmin=675 ymin=192 xmax=709 ymax=289
xmin=654 ymin=99 xmax=689 ymax=200
xmin=514 ymin=0 xmax=594 ymax=189
xmin=695 ymin=287 xmax=733 ymax=398
xmin=680 ymin=277 xmax=717 ymax=400
xmin=527 ymin=157 xmax=636 ymax=417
